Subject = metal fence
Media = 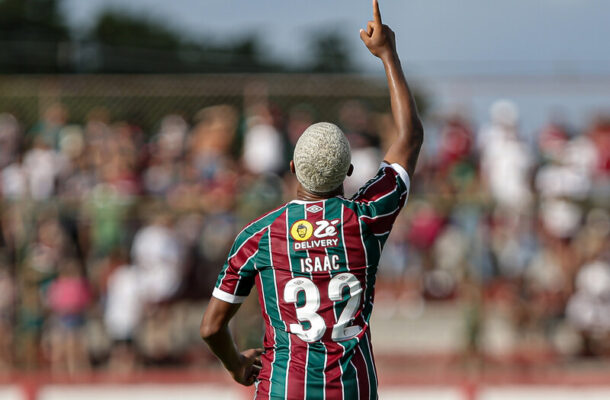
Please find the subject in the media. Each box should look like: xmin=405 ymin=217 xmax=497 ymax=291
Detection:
xmin=0 ymin=74 xmax=397 ymax=132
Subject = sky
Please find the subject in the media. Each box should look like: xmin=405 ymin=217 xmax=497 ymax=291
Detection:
xmin=61 ymin=0 xmax=610 ymax=77
xmin=59 ymin=0 xmax=610 ymax=134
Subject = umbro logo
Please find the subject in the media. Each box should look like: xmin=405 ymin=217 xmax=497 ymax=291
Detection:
xmin=306 ymin=205 xmax=323 ymax=213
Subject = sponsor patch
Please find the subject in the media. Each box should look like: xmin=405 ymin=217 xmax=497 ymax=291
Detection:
xmin=291 ymin=219 xmax=340 ymax=251
xmin=290 ymin=220 xmax=313 ymax=241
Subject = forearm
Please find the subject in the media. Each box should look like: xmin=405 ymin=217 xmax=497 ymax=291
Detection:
xmin=203 ymin=325 xmax=242 ymax=376
xmin=201 ymin=297 xmax=243 ymax=377
xmin=382 ymin=50 xmax=421 ymax=142
xmin=381 ymin=49 xmax=423 ymax=176
xmin=201 ymin=298 xmax=262 ymax=386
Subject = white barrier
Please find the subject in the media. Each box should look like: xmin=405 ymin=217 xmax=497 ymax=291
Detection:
xmin=39 ymin=384 xmax=242 ymax=400
xmin=0 ymin=387 xmax=24 ymax=400
xmin=480 ymin=386 xmax=610 ymax=400
xmin=379 ymin=387 xmax=464 ymax=400
xmin=11 ymin=381 xmax=610 ymax=400
xmin=39 ymin=385 xmax=466 ymax=400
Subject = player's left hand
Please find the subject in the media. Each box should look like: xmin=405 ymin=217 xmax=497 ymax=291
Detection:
xmin=231 ymin=348 xmax=263 ymax=386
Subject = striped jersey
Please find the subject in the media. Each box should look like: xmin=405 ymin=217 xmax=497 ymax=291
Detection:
xmin=213 ymin=162 xmax=410 ymax=400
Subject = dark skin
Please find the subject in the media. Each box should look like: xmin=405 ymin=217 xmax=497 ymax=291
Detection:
xmin=200 ymin=0 xmax=423 ymax=386
xmin=360 ymin=0 xmax=424 ymax=176
xmin=200 ymin=300 xmax=262 ymax=386
xmin=290 ymin=161 xmax=354 ymax=201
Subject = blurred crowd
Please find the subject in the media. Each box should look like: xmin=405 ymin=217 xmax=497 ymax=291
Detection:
xmin=381 ymin=101 xmax=610 ymax=360
xmin=0 ymin=93 xmax=609 ymax=374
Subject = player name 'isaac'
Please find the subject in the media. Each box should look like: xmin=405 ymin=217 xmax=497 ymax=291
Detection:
xmin=300 ymin=254 xmax=341 ymax=273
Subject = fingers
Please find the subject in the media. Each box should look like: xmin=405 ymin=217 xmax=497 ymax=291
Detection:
xmin=359 ymin=28 xmax=371 ymax=44
xmin=237 ymin=349 xmax=265 ymax=387
xmin=244 ymin=348 xmax=264 ymax=359
xmin=250 ymin=362 xmax=262 ymax=375
xmin=244 ymin=372 xmax=257 ymax=386
xmin=360 ymin=20 xmax=376 ymax=45
xmin=245 ymin=358 xmax=262 ymax=386
xmin=373 ymin=0 xmax=382 ymax=24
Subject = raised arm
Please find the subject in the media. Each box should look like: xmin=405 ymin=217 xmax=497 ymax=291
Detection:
xmin=360 ymin=0 xmax=424 ymax=177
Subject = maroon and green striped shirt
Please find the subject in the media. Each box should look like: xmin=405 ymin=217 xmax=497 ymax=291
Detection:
xmin=213 ymin=162 xmax=410 ymax=400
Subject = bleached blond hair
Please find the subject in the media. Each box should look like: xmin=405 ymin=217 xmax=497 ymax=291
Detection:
xmin=293 ymin=122 xmax=351 ymax=194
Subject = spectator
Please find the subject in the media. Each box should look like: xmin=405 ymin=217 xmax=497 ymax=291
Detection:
xmin=104 ymin=261 xmax=142 ymax=373
xmin=566 ymin=247 xmax=610 ymax=356
xmin=1 ymin=154 xmax=27 ymax=200
xmin=28 ymin=103 xmax=68 ymax=151
xmin=46 ymin=259 xmax=91 ymax=373
xmin=242 ymin=104 xmax=285 ymax=175
xmin=0 ymin=258 xmax=14 ymax=370
xmin=479 ymin=100 xmax=534 ymax=212
xmin=339 ymin=100 xmax=382 ymax=195
xmin=131 ymin=212 xmax=183 ymax=304
xmin=0 ymin=113 xmax=20 ymax=169
xmin=23 ymin=138 xmax=63 ymax=201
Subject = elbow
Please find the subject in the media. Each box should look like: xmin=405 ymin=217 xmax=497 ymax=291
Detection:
xmin=200 ymin=297 xmax=237 ymax=343
xmin=411 ymin=119 xmax=424 ymax=148
xmin=200 ymin=319 xmax=222 ymax=342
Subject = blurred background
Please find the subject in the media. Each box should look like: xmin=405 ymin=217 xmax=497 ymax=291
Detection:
xmin=0 ymin=0 xmax=609 ymax=399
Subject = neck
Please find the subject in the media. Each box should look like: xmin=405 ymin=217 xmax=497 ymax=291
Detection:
xmin=296 ymin=184 xmax=343 ymax=201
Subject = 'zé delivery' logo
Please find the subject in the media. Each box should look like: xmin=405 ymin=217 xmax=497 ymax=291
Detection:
xmin=289 ymin=219 xmax=340 ymax=251
xmin=290 ymin=220 xmax=313 ymax=241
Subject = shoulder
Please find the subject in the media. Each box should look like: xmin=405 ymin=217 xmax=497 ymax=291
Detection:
xmin=381 ymin=161 xmax=410 ymax=187
xmin=350 ymin=162 xmax=410 ymax=204
xmin=236 ymin=203 xmax=289 ymax=241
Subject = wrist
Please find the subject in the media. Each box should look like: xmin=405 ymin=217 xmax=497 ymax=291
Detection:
xmin=380 ymin=48 xmax=398 ymax=64
xmin=225 ymin=353 xmax=244 ymax=377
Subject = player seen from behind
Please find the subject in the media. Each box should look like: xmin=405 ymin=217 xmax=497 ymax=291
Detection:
xmin=200 ymin=1 xmax=423 ymax=398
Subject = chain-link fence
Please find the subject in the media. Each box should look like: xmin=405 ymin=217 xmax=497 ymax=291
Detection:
xmin=0 ymin=74 xmax=400 ymax=132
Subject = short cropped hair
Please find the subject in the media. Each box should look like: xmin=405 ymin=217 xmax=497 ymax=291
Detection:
xmin=293 ymin=122 xmax=351 ymax=194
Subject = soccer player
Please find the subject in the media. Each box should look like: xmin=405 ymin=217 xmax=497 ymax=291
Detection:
xmin=200 ymin=0 xmax=423 ymax=398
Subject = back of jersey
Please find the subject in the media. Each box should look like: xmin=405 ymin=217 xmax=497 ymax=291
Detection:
xmin=213 ymin=162 xmax=410 ymax=400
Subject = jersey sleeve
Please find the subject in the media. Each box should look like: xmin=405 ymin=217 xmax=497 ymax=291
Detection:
xmin=212 ymin=226 xmax=266 ymax=304
xmin=350 ymin=162 xmax=410 ymax=238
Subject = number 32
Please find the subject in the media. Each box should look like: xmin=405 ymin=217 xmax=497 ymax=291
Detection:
xmin=283 ymin=272 xmax=363 ymax=343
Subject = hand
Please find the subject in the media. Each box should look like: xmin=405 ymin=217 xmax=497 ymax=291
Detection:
xmin=359 ymin=0 xmax=396 ymax=59
xmin=230 ymin=348 xmax=263 ymax=386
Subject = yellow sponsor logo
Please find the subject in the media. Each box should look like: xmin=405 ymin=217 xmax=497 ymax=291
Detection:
xmin=290 ymin=220 xmax=313 ymax=241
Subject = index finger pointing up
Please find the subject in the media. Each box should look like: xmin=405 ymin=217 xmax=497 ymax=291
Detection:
xmin=373 ymin=0 xmax=382 ymax=24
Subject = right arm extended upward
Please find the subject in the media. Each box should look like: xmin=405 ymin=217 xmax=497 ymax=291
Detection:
xmin=360 ymin=0 xmax=424 ymax=178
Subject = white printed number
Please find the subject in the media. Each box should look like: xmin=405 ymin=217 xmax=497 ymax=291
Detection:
xmin=283 ymin=273 xmax=363 ymax=343
xmin=284 ymin=278 xmax=326 ymax=342
xmin=329 ymin=273 xmax=363 ymax=341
